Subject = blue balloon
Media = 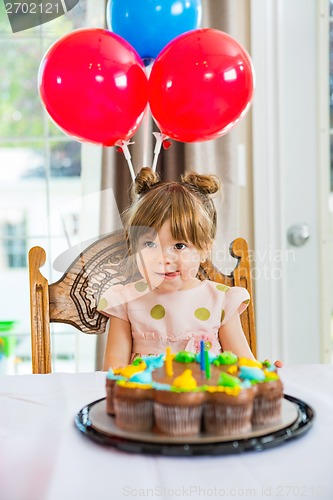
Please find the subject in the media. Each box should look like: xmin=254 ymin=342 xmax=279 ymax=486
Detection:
xmin=107 ymin=0 xmax=202 ymax=61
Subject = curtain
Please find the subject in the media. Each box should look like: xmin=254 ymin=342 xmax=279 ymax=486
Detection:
xmin=96 ymin=0 xmax=252 ymax=369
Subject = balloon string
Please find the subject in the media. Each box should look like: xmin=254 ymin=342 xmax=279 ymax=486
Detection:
xmin=142 ymin=62 xmax=154 ymax=167
xmin=142 ymin=105 xmax=150 ymax=167
xmin=115 ymin=140 xmax=136 ymax=181
xmin=152 ymin=132 xmax=168 ymax=172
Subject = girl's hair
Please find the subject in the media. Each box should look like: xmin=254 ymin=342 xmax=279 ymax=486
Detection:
xmin=123 ymin=167 xmax=221 ymax=254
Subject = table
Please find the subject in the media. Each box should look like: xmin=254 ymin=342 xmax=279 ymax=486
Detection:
xmin=0 ymin=365 xmax=332 ymax=500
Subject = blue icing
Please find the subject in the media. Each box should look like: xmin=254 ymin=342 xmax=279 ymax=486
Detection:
xmin=239 ymin=366 xmax=266 ymax=382
xmin=265 ymin=364 xmax=277 ymax=372
xmin=240 ymin=380 xmax=252 ymax=389
xmin=130 ymin=369 xmax=153 ymax=384
xmin=152 ymin=382 xmax=172 ymax=391
xmin=195 ymin=351 xmax=216 ymax=363
xmin=140 ymin=354 xmax=165 ymax=369
xmin=106 ymin=369 xmax=126 ymax=381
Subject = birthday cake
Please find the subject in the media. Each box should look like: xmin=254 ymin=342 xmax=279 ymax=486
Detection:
xmin=105 ymin=351 xmax=283 ymax=437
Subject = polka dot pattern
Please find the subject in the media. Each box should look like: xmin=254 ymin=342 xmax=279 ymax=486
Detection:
xmin=150 ymin=304 xmax=165 ymax=320
xmin=97 ymin=281 xmax=250 ymax=355
xmin=135 ymin=282 xmax=148 ymax=292
xmin=97 ymin=298 xmax=108 ymax=310
xmin=194 ymin=308 xmax=210 ymax=321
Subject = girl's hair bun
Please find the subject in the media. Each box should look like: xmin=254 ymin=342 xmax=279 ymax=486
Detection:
xmin=181 ymin=171 xmax=221 ymax=195
xmin=133 ymin=167 xmax=160 ymax=196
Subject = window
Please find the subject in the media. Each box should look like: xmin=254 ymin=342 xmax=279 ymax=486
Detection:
xmin=2 ymin=216 xmax=27 ymax=268
xmin=0 ymin=0 xmax=104 ymax=374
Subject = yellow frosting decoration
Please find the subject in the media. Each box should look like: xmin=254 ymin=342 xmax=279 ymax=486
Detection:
xmin=114 ymin=361 xmax=147 ymax=378
xmin=263 ymin=370 xmax=279 ymax=380
xmin=206 ymin=385 xmax=242 ymax=396
xmin=163 ymin=353 xmax=175 ymax=360
xmin=238 ymin=358 xmax=263 ymax=369
xmin=117 ymin=380 xmax=152 ymax=390
xmin=227 ymin=365 xmax=238 ymax=374
xmin=172 ymin=369 xmax=197 ymax=390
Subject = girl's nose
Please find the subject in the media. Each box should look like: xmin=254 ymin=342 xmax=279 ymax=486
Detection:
xmin=159 ymin=247 xmax=175 ymax=264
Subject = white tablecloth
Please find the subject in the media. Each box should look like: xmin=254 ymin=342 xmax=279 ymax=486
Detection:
xmin=0 ymin=365 xmax=332 ymax=500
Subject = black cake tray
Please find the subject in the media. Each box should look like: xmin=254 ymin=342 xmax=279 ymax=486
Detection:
xmin=74 ymin=394 xmax=314 ymax=456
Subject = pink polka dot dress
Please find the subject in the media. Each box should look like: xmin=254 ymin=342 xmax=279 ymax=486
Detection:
xmin=98 ymin=280 xmax=250 ymax=360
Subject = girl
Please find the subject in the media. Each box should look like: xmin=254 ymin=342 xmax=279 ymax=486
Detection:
xmin=98 ymin=167 xmax=255 ymax=370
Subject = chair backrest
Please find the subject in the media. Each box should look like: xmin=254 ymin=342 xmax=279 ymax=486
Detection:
xmin=29 ymin=231 xmax=256 ymax=374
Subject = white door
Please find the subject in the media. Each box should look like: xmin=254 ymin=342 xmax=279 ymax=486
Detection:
xmin=250 ymin=0 xmax=331 ymax=363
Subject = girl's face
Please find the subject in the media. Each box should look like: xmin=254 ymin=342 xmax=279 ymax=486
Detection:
xmin=136 ymin=221 xmax=206 ymax=292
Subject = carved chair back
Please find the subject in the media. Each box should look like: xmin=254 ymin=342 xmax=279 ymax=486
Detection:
xmin=29 ymin=231 xmax=256 ymax=374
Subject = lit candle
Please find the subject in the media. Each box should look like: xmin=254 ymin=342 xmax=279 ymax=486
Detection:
xmin=165 ymin=346 xmax=173 ymax=377
xmin=204 ymin=349 xmax=211 ymax=379
xmin=200 ymin=340 xmax=205 ymax=371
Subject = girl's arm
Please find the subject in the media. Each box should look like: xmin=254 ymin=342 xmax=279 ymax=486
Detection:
xmin=102 ymin=315 xmax=132 ymax=370
xmin=218 ymin=314 xmax=283 ymax=366
xmin=218 ymin=311 xmax=255 ymax=360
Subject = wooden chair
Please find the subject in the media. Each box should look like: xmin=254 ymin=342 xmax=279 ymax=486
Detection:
xmin=29 ymin=231 xmax=256 ymax=374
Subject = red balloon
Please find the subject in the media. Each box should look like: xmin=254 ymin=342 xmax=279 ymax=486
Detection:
xmin=39 ymin=29 xmax=148 ymax=146
xmin=149 ymin=29 xmax=254 ymax=142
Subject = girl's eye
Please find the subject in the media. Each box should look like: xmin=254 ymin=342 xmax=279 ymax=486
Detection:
xmin=174 ymin=243 xmax=187 ymax=250
xmin=144 ymin=241 xmax=157 ymax=248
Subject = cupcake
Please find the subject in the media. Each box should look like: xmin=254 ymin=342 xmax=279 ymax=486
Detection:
xmin=153 ymin=369 xmax=205 ymax=436
xmin=105 ymin=368 xmax=126 ymax=415
xmin=203 ymin=372 xmax=254 ymax=436
xmin=238 ymin=360 xmax=283 ymax=426
xmin=105 ymin=359 xmax=147 ymax=416
xmin=113 ymin=368 xmax=155 ymax=432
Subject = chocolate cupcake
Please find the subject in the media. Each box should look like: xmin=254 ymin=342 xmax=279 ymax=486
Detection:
xmin=105 ymin=369 xmax=126 ymax=415
xmin=106 ymin=359 xmax=147 ymax=416
xmin=252 ymin=377 xmax=283 ymax=425
xmin=153 ymin=369 xmax=205 ymax=436
xmin=203 ymin=372 xmax=254 ymax=436
xmin=113 ymin=368 xmax=155 ymax=432
xmin=238 ymin=362 xmax=283 ymax=426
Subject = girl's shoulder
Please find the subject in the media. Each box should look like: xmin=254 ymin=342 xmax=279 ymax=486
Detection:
xmin=205 ymin=280 xmax=250 ymax=300
xmin=98 ymin=280 xmax=150 ymax=312
xmin=102 ymin=279 xmax=149 ymax=299
xmin=205 ymin=279 xmax=231 ymax=293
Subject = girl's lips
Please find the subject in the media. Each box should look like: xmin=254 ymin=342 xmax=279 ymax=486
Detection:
xmin=157 ymin=271 xmax=180 ymax=280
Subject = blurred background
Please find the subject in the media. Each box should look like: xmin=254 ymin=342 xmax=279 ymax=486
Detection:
xmin=0 ymin=0 xmax=332 ymax=374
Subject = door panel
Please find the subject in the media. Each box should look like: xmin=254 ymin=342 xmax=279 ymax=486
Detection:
xmin=251 ymin=0 xmax=329 ymax=363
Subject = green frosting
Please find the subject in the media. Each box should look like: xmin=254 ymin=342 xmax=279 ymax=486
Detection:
xmin=262 ymin=360 xmax=272 ymax=368
xmin=213 ymin=351 xmax=238 ymax=366
xmin=173 ymin=351 xmax=196 ymax=363
xmin=218 ymin=372 xmax=241 ymax=388
xmin=132 ymin=357 xmax=143 ymax=366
